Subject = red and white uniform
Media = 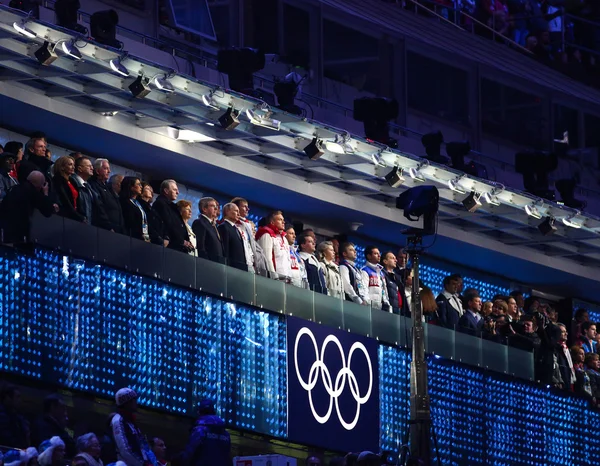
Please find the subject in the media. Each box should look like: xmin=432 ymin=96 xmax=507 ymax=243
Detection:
xmin=255 ymin=225 xmax=291 ymax=280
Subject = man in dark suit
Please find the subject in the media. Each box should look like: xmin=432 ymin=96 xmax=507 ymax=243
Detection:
xmin=87 ymin=158 xmax=125 ymax=233
xmin=0 ymin=171 xmax=57 ymax=243
xmin=218 ymin=203 xmax=247 ymax=271
xmin=152 ymin=179 xmax=192 ymax=254
xmin=458 ymin=290 xmax=484 ymax=336
xmin=17 ymin=137 xmax=53 ymax=185
xmin=192 ymin=197 xmax=225 ymax=263
xmin=71 ymin=157 xmax=95 ymax=223
xmin=381 ymin=251 xmax=409 ymax=316
xmin=436 ymin=274 xmax=464 ymax=329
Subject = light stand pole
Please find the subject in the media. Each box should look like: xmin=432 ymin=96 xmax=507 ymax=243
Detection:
xmin=407 ymin=234 xmax=431 ymax=464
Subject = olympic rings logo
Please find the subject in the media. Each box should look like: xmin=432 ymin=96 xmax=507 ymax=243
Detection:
xmin=293 ymin=327 xmax=373 ymax=431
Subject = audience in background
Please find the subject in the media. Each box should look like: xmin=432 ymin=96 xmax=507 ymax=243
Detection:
xmin=285 ymin=224 xmax=307 ymax=288
xmin=381 ymin=251 xmax=409 ymax=315
xmin=152 ymin=180 xmax=193 ymax=254
xmin=88 ymin=159 xmax=124 ymax=234
xmin=256 ymin=211 xmax=290 ymax=281
xmin=52 ymin=156 xmax=85 ymax=223
xmin=361 ymin=246 xmax=390 ymax=311
xmin=72 ymin=433 xmax=103 ymax=466
xmin=218 ymin=203 xmax=248 ymax=271
xmin=0 ymin=154 xmax=18 ymax=202
xmin=120 ymin=177 xmax=150 ymax=243
xmin=193 ymin=197 xmax=224 ymax=263
xmin=298 ymin=233 xmax=326 ymax=293
xmin=318 ymin=241 xmax=343 ymax=299
xmin=177 ymin=200 xmax=197 ymax=257
xmin=31 ymin=395 xmax=75 ymax=457
xmin=339 ymin=242 xmax=367 ymax=305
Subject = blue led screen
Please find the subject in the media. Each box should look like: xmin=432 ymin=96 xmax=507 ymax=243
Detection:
xmin=2 ymin=247 xmax=600 ymax=463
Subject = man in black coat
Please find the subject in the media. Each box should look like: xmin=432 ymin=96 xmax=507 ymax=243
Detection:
xmin=436 ymin=274 xmax=463 ymax=330
xmin=17 ymin=137 xmax=53 ymax=185
xmin=192 ymin=197 xmax=225 ymax=263
xmin=218 ymin=203 xmax=247 ymax=271
xmin=87 ymin=159 xmax=125 ymax=233
xmin=0 ymin=171 xmax=57 ymax=243
xmin=381 ymin=251 xmax=409 ymax=316
xmin=152 ymin=179 xmax=193 ymax=253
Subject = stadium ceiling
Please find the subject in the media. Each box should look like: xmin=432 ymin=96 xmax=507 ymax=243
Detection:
xmin=1 ymin=5 xmax=600 ymax=275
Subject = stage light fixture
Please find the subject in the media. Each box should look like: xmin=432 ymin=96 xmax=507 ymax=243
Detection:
xmin=325 ymin=133 xmax=354 ymax=154
xmin=562 ymin=214 xmax=582 ymax=229
xmin=167 ymin=127 xmax=214 ymax=143
xmin=353 ymin=97 xmax=399 ymax=148
xmin=129 ymin=75 xmax=151 ymax=98
xmin=154 ymin=74 xmax=174 ymax=92
xmin=385 ymin=166 xmax=405 ymax=188
xmin=448 ymin=175 xmax=466 ymax=194
xmin=396 ymin=185 xmax=439 ymax=236
xmin=13 ymin=20 xmax=36 ymax=38
xmin=109 ymin=58 xmax=128 ymax=77
xmin=90 ymin=9 xmax=120 ymax=48
xmin=538 ymin=216 xmax=556 ymax=236
xmin=55 ymin=0 xmax=86 ymax=34
xmin=371 ymin=150 xmax=387 ymax=167
xmin=218 ymin=107 xmax=240 ymax=130
xmin=217 ymin=47 xmax=265 ymax=95
xmin=246 ymin=108 xmax=280 ymax=131
xmin=201 ymin=92 xmax=219 ymax=110
xmin=408 ymin=163 xmax=426 ymax=183
xmin=524 ymin=202 xmax=543 ymax=219
xmin=304 ymin=138 xmax=324 ymax=160
xmin=422 ymin=131 xmax=446 ymax=163
xmin=483 ymin=186 xmax=503 ymax=206
xmin=462 ymin=191 xmax=481 ymax=213
xmin=34 ymin=41 xmax=58 ymax=66
xmin=61 ymin=39 xmax=82 ymax=59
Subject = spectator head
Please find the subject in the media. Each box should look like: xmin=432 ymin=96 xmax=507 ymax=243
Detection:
xmin=119 ymin=176 xmax=142 ymax=200
xmin=25 ymin=447 xmax=38 ymax=466
xmin=298 ymin=233 xmax=316 ymax=254
xmin=301 ymin=229 xmax=316 ymax=241
xmin=443 ymin=275 xmax=460 ymax=294
xmin=231 ymin=197 xmax=249 ymax=218
xmin=507 ymin=297 xmax=519 ymax=319
xmin=53 ymin=156 xmax=75 ymax=180
xmin=110 ymin=174 xmax=124 ymax=195
xmin=267 ymin=210 xmax=285 ymax=232
xmin=69 ymin=152 xmax=83 ymax=161
xmin=199 ymin=197 xmax=218 ymax=221
xmin=574 ymin=308 xmax=589 ymax=323
xmin=450 ymin=274 xmax=463 ymax=293
xmin=546 ymin=307 xmax=558 ymax=323
xmin=521 ymin=315 xmax=535 ymax=334
xmin=38 ymin=437 xmax=66 ymax=466
xmin=356 ymin=451 xmax=379 ymax=466
xmin=93 ymin=159 xmax=111 ymax=182
xmin=482 ymin=301 xmax=493 ymax=317
xmin=381 ymin=251 xmax=397 ymax=271
xmin=25 ymin=137 xmax=47 ymax=159
xmin=27 ymin=171 xmax=47 ymax=191
xmin=3 ymin=141 xmax=24 ymax=161
xmin=141 ymin=182 xmax=154 ymax=203
xmin=284 ymin=224 xmax=296 ymax=246
xmin=493 ymin=299 xmax=508 ymax=316
xmin=317 ymin=241 xmax=335 ymax=262
xmin=222 ymin=202 xmax=240 ymax=223
xmin=197 ymin=398 xmax=216 ymax=416
xmin=570 ymin=345 xmax=585 ymax=364
xmin=177 ymin=199 xmax=193 ymax=222
xmin=340 ymin=242 xmax=357 ymax=262
xmin=74 ymin=157 xmax=93 ymax=181
xmin=464 ymin=290 xmax=481 ymax=313
xmin=306 ymin=456 xmax=321 ymax=466
xmin=364 ymin=246 xmax=380 ymax=264
xmin=585 ymin=352 xmax=600 ymax=371
xmin=0 ymin=385 xmax=21 ymax=410
xmin=582 ymin=321 xmax=597 ymax=341
xmin=43 ymin=395 xmax=68 ymax=427
xmin=556 ymin=323 xmax=568 ymax=343
xmin=149 ymin=438 xmax=167 ymax=461
xmin=159 ymin=179 xmax=178 ymax=201
xmin=420 ymin=286 xmax=438 ymax=314
xmin=396 ymin=249 xmax=408 ymax=268
xmin=76 ymin=433 xmax=101 ymax=459
xmin=0 ymin=153 xmax=15 ymax=174
xmin=115 ymin=387 xmax=138 ymax=412
xmin=3 ymin=450 xmax=24 ymax=466
xmin=509 ymin=290 xmax=524 ymax=309
xmin=525 ymin=34 xmax=538 ymax=51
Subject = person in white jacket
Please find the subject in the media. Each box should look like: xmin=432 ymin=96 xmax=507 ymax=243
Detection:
xmin=255 ymin=210 xmax=291 ymax=281
xmin=360 ymin=246 xmax=391 ymax=311
xmin=285 ymin=224 xmax=308 ymax=288
xmin=339 ymin=242 xmax=368 ymax=305
xmin=318 ymin=240 xmax=344 ymax=299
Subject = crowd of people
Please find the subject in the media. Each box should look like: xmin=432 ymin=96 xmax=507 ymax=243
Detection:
xmin=0 ymin=386 xmax=230 ymax=466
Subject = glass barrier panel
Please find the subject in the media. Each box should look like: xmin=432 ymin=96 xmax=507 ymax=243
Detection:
xmin=371 ymin=309 xmax=402 ymax=346
xmin=195 ymin=256 xmax=228 ymax=298
xmin=314 ymin=291 xmax=343 ymax=330
xmin=481 ymin=338 xmax=508 ymax=374
xmin=130 ymin=238 xmax=165 ymax=280
xmin=507 ymin=346 xmax=535 ymax=381
xmin=424 ymin=323 xmax=455 ymax=361
xmin=225 ymin=266 xmax=255 ymax=307
xmin=97 ymin=227 xmax=131 ymax=270
xmin=454 ymin=331 xmax=482 ymax=368
xmin=343 ymin=300 xmax=372 ymax=337
xmin=30 ymin=211 xmax=64 ymax=250
xmin=164 ymin=248 xmax=196 ymax=289
xmin=254 ymin=275 xmax=286 ymax=313
xmin=284 ymin=284 xmax=315 ymax=322
xmin=62 ymin=219 xmax=97 ymax=260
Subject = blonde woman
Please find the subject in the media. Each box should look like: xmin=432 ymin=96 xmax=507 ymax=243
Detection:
xmin=177 ymin=200 xmax=197 ymax=256
xmin=317 ymin=241 xmax=344 ymax=299
xmin=52 ymin=155 xmax=85 ymax=222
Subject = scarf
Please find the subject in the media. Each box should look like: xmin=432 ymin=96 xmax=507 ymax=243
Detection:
xmin=75 ymin=453 xmax=104 ymax=466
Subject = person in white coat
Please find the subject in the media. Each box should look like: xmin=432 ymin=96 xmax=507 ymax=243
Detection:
xmin=255 ymin=210 xmax=291 ymax=280
xmin=360 ymin=246 xmax=390 ymax=311
xmin=318 ymin=241 xmax=344 ymax=299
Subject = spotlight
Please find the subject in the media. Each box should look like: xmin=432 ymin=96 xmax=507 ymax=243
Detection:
xmin=448 ymin=175 xmax=466 ymax=194
xmin=422 ymin=131 xmax=446 ymax=163
xmin=217 ymin=47 xmax=265 ymax=95
xmin=154 ymin=74 xmax=174 ymax=92
xmin=407 ymin=164 xmax=426 ymax=183
xmin=246 ymin=109 xmax=280 ymax=131
xmin=446 ymin=140 xmax=471 ymax=171
xmin=538 ymin=216 xmax=556 ymax=236
xmin=396 ymin=185 xmax=439 ymax=236
xmin=201 ymin=92 xmax=219 ymax=110
xmin=304 ymin=138 xmax=324 ymax=160
xmin=218 ymin=107 xmax=240 ymax=130
xmin=109 ymin=57 xmax=129 ymax=77
xmin=61 ymin=40 xmax=82 ymax=60
xmin=515 ymin=150 xmax=557 ymax=200
xmin=90 ymin=9 xmax=120 ymax=48
xmin=55 ymin=0 xmax=86 ymax=34
xmin=325 ymin=133 xmax=353 ymax=154
xmin=13 ymin=20 xmax=36 ymax=39
xmin=562 ymin=214 xmax=582 ymax=229
xmin=524 ymin=202 xmax=543 ymax=219
xmin=483 ymin=187 xmax=502 ymax=206
xmin=129 ymin=75 xmax=151 ymax=98
xmin=555 ymin=178 xmax=586 ymax=210
xmin=462 ymin=191 xmax=481 ymax=212
xmin=385 ymin=166 xmax=405 ymax=188
xmin=34 ymin=41 xmax=58 ymax=66
xmin=353 ymin=97 xmax=399 ymax=148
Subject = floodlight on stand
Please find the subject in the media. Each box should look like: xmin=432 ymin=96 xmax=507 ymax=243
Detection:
xmin=13 ymin=20 xmax=36 ymax=39
xmin=385 ymin=166 xmax=405 ymax=188
xmin=538 ymin=216 xmax=556 ymax=236
xmin=462 ymin=191 xmax=482 ymax=213
xmin=562 ymin=213 xmax=582 ymax=229
xmin=61 ymin=39 xmax=82 ymax=60
xmin=129 ymin=74 xmax=151 ymax=98
xmin=245 ymin=108 xmax=281 ymax=131
xmin=109 ymin=55 xmax=129 ymax=77
xmin=218 ymin=107 xmax=240 ymax=130
xmin=153 ymin=74 xmax=175 ymax=92
xmin=483 ymin=185 xmax=504 ymax=206
xmin=325 ymin=132 xmax=354 ymax=154
xmin=304 ymin=138 xmax=324 ymax=160
xmin=447 ymin=175 xmax=466 ymax=194
xmin=524 ymin=202 xmax=543 ymax=219
xmin=34 ymin=41 xmax=58 ymax=66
